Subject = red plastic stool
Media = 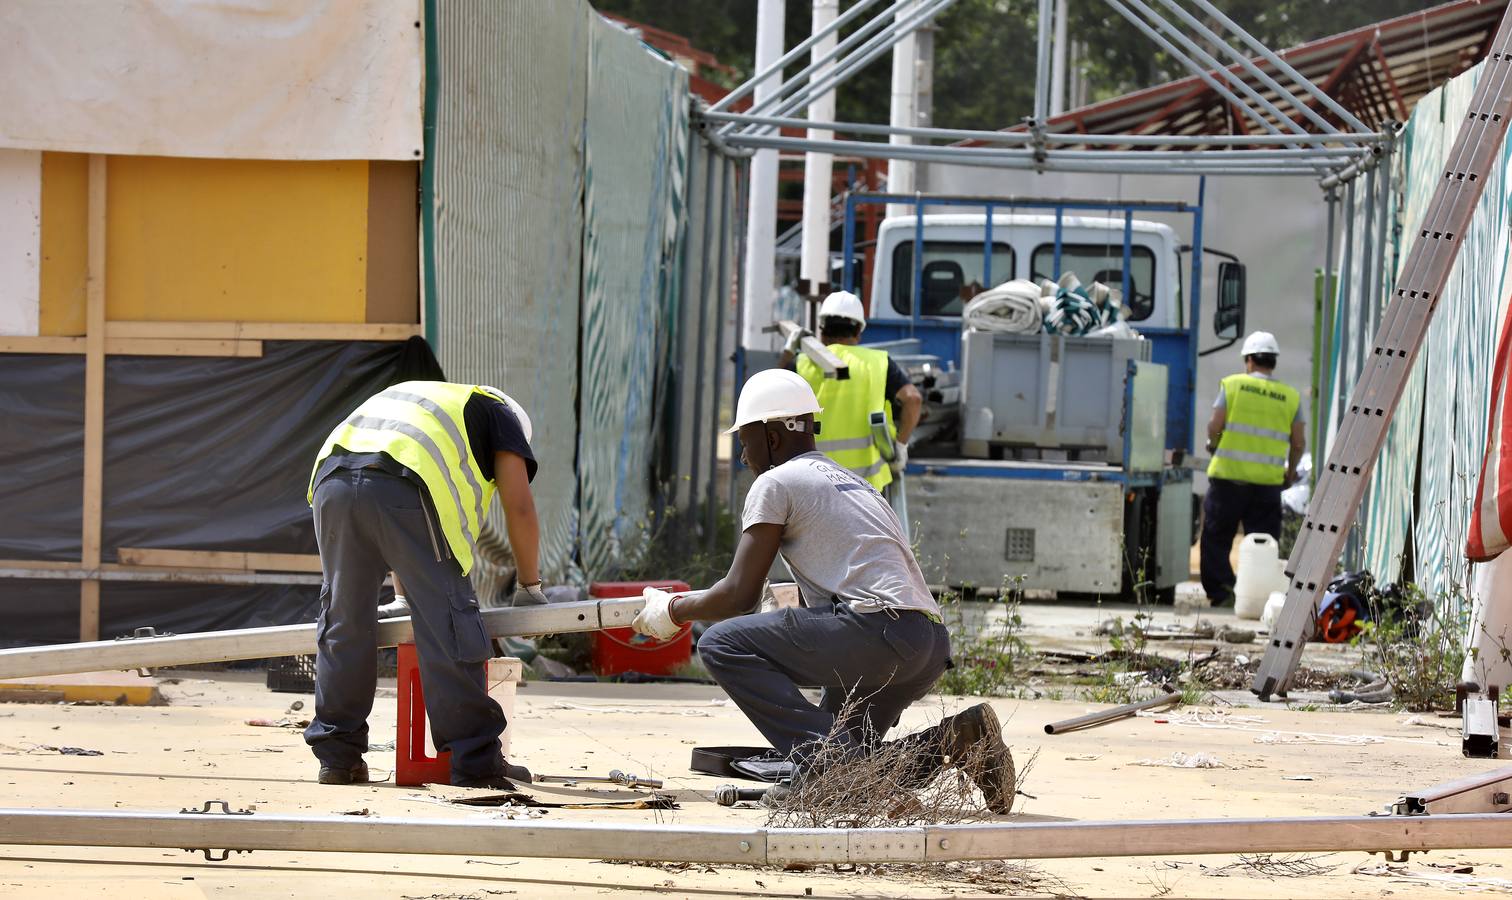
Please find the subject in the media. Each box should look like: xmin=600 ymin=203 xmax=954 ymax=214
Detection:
xmin=588 ymin=580 xmax=692 ymax=676
xmin=396 ymin=642 xmax=452 ymax=786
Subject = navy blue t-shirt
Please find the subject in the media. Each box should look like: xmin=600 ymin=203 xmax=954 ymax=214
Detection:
xmin=317 ymin=392 xmax=536 ymax=489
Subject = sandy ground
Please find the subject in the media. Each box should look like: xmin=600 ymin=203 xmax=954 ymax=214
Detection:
xmin=0 ymin=661 xmax=1509 ymax=900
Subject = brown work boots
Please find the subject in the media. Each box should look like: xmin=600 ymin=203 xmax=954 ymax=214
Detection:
xmin=939 ymin=702 xmax=1016 ymax=814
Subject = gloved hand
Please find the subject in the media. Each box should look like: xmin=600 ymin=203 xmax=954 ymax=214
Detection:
xmin=632 ymin=587 xmax=682 ymax=641
xmin=783 ymin=326 xmax=811 ymax=356
xmin=512 ymin=581 xmax=549 ymax=607
xmin=891 ymin=440 xmax=909 ymax=471
xmin=377 ymin=594 xmax=410 ymax=619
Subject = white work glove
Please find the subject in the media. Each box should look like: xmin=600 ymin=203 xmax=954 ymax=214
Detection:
xmin=892 ymin=440 xmax=910 ymax=470
xmin=512 ymin=581 xmax=549 ymax=607
xmin=632 ymin=587 xmax=682 ymax=641
xmin=783 ymin=326 xmax=810 ymax=356
xmin=377 ymin=593 xmax=410 ymax=619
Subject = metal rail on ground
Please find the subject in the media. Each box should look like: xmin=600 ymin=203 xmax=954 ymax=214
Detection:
xmin=1 ymin=807 xmax=1511 ymax=864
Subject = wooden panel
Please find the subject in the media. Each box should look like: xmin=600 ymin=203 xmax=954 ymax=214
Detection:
xmin=38 ymin=152 xmax=87 ymax=336
xmin=0 ymin=336 xmax=84 ymax=353
xmin=0 ymin=150 xmax=42 ymax=336
xmin=81 ymin=154 xmax=106 ymax=643
xmin=365 ymin=161 xmax=420 ymax=324
xmin=106 ymin=157 xmax=369 ymax=323
xmin=117 ymin=548 xmax=322 ymax=573
xmin=105 ymin=321 xmax=421 ymax=341
xmin=104 ymin=338 xmax=263 ymax=357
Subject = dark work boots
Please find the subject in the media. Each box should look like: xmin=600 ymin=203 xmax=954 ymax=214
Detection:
xmin=941 ymin=703 xmax=1017 ymax=814
xmin=317 ymin=760 xmax=371 ymax=785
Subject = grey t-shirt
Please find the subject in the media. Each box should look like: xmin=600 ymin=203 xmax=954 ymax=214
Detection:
xmin=742 ymin=451 xmax=940 ymax=617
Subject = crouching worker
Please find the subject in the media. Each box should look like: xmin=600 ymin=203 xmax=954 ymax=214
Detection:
xmin=305 ymin=381 xmax=548 ymax=788
xmin=630 ymin=370 xmax=1015 ymax=811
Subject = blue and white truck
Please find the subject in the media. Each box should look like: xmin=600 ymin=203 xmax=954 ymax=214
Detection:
xmin=840 ymin=189 xmax=1246 ymax=598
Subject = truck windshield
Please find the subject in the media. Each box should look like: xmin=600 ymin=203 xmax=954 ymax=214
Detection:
xmin=1030 ymin=243 xmax=1157 ymax=322
xmin=890 ymin=241 xmax=1015 ymax=317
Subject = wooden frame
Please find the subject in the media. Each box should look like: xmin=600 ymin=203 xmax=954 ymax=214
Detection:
xmin=116 ymin=548 xmax=322 ymax=573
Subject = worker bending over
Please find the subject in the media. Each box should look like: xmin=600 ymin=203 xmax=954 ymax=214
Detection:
xmin=631 ymin=369 xmax=1014 ymax=811
xmin=777 ymin=291 xmax=922 ymax=491
xmin=1201 ymin=331 xmax=1306 ymax=605
xmin=305 ymin=381 xmax=548 ymax=787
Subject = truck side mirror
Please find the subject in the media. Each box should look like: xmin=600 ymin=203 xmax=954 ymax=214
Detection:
xmin=1214 ymin=261 xmax=1246 ymax=340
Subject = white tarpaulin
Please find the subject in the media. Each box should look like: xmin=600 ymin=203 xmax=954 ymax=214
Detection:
xmin=0 ymin=1 xmax=422 ymax=160
xmin=0 ymin=149 xmax=40 ymax=337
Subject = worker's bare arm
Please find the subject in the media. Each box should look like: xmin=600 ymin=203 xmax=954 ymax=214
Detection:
xmin=670 ymin=523 xmax=783 ymax=623
xmin=1205 ymin=407 xmax=1226 ymax=453
xmin=1287 ymin=418 xmax=1307 ymax=485
xmin=495 ymin=450 xmax=541 ymax=585
xmin=895 ymin=383 xmax=923 ymax=444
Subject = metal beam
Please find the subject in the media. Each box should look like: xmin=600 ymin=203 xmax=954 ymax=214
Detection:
xmin=1106 ymin=0 xmax=1290 ymax=138
xmin=1151 ymin=0 xmax=1342 ymax=135
xmin=1396 ymin=767 xmax=1512 ymax=816
xmin=744 ymin=0 xmax=961 ymax=135
xmin=1186 ymin=0 xmax=1375 ymax=135
xmin=710 ymin=0 xmax=887 ymax=113
xmin=5 ymin=808 xmax=1512 ymax=864
xmin=0 ymin=595 xmax=687 ymax=681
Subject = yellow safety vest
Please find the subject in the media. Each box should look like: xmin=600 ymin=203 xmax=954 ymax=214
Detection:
xmin=797 ymin=344 xmax=895 ymax=490
xmin=308 ymin=381 xmax=497 ymax=575
xmin=1207 ymin=373 xmax=1299 ymax=486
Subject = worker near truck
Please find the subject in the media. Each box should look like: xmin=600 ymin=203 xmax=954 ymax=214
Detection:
xmin=1201 ymin=332 xmax=1307 ymax=605
xmin=777 ymin=291 xmax=923 ymax=491
xmin=629 ymin=369 xmax=1016 ymax=811
xmin=304 ymin=381 xmax=547 ymax=788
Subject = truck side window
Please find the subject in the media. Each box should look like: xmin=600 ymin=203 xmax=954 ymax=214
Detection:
xmin=1030 ymin=244 xmax=1157 ymax=322
xmin=891 ymin=241 xmax=1014 ymax=317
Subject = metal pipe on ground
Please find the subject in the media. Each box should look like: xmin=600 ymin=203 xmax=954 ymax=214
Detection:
xmin=4 ymin=808 xmax=1512 ymax=863
xmin=1043 ymin=691 xmax=1182 ymax=734
xmin=0 ymin=593 xmax=705 ymax=681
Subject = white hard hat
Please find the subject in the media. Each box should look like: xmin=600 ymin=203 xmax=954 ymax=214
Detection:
xmin=817 ymin=290 xmax=866 ymax=331
xmin=1241 ymin=331 xmax=1280 ymax=357
xmin=726 ymin=369 xmax=823 ymax=434
xmin=478 ymin=386 xmax=534 ymax=443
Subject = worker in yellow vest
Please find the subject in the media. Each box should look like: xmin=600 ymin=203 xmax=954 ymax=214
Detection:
xmin=777 ymin=291 xmax=922 ymax=491
xmin=1201 ymin=332 xmax=1306 ymax=605
xmin=304 ymin=381 xmax=546 ymax=788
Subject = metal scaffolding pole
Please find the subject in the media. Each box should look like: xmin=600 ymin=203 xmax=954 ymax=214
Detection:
xmin=5 ymin=808 xmax=1512 ymax=864
xmin=1034 ymin=0 xmax=1054 ymax=123
xmin=710 ymin=0 xmax=887 ymax=113
xmin=0 ymin=594 xmax=683 ymax=681
xmin=1186 ymin=0 xmax=1375 ymax=135
xmin=722 ymin=133 xmax=1355 ymax=174
xmin=1152 ymin=0 xmax=1341 ymax=136
xmin=701 ymin=109 xmax=1385 ymax=148
xmin=1118 ymin=0 xmax=1307 ymax=139
xmin=706 ymin=156 xmax=732 ymax=548
xmin=730 ymin=0 xmax=901 ymax=126
xmin=1316 ymin=188 xmax=1339 ymax=465
xmin=745 ymin=0 xmax=960 ymax=135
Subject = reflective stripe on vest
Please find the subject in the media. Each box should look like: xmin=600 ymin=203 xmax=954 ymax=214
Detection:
xmin=308 ymin=381 xmax=499 ymax=575
xmin=797 ymin=344 xmax=894 ymax=490
xmin=1207 ymin=373 xmax=1299 ymax=487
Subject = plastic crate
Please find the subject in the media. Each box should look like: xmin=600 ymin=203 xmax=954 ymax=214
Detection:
xmin=265 ymin=655 xmax=316 ymax=693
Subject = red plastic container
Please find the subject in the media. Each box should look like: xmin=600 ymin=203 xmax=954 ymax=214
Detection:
xmin=589 ymin=580 xmax=693 ymax=676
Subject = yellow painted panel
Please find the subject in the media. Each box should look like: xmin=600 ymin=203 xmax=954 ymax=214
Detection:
xmin=38 ymin=152 xmax=88 ymax=336
xmin=106 ymin=157 xmax=369 ymax=323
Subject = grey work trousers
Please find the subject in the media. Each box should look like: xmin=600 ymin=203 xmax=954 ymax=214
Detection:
xmin=305 ymin=467 xmax=507 ymax=782
xmin=698 ymin=602 xmax=951 ymax=773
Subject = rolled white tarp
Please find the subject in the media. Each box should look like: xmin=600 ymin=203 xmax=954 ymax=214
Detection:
xmin=0 ymin=0 xmax=423 ymax=160
xmin=963 ymin=279 xmax=1043 ymax=334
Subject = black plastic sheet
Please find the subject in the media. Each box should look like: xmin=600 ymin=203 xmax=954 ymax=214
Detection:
xmin=0 ymin=337 xmax=443 ymax=645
